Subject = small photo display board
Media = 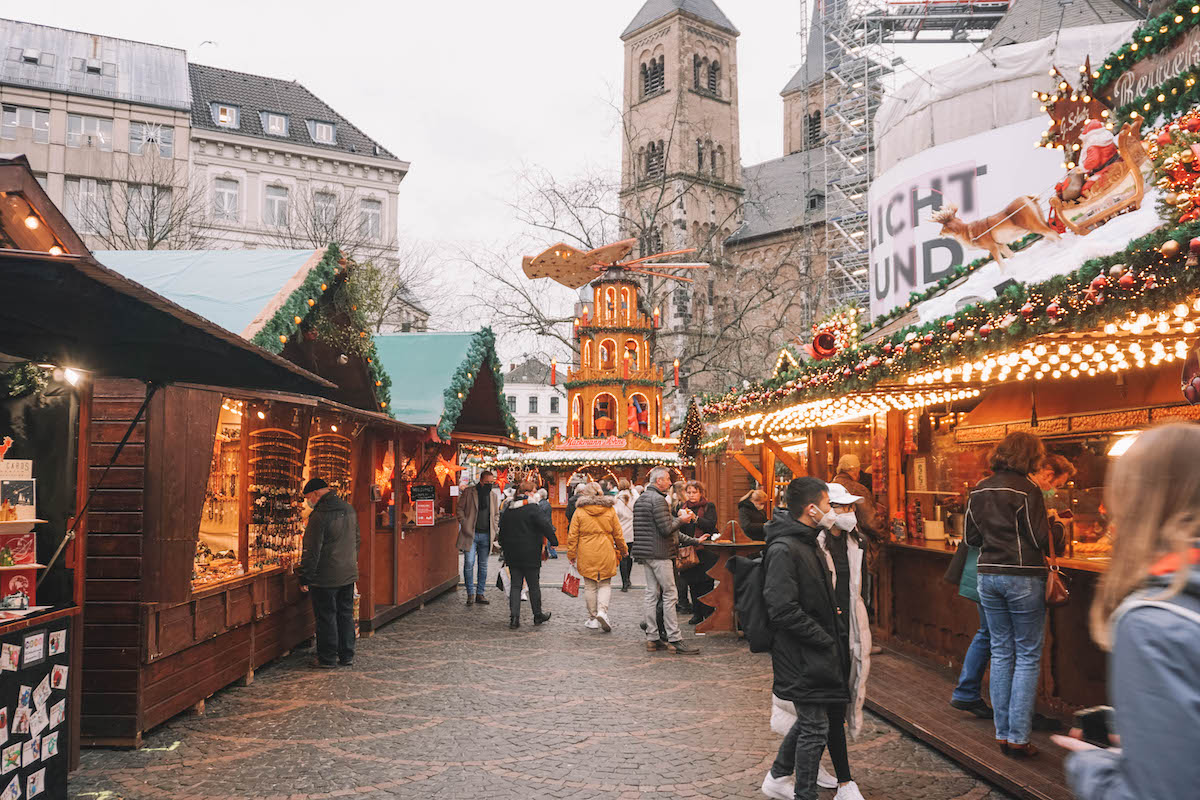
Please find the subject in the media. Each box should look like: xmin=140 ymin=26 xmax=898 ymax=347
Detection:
xmin=0 ymin=482 xmax=34 ymax=521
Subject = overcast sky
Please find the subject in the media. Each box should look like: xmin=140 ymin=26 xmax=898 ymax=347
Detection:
xmin=23 ymin=1 xmax=969 ymax=352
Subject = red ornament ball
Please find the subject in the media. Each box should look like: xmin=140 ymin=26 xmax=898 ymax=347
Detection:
xmin=883 ymin=343 xmax=893 ymax=353
xmin=1091 ymin=275 xmax=1108 ymax=290
xmin=923 ymin=333 xmax=934 ymax=344
xmin=978 ymin=323 xmax=993 ymax=337
xmin=842 ymin=368 xmax=852 ymax=377
xmin=1046 ymin=302 xmax=1061 ymax=318
xmin=1118 ymin=272 xmax=1136 ymax=289
xmin=1020 ymin=302 xmax=1035 ymax=317
xmin=1157 ymin=129 xmax=1174 ymax=146
xmin=1188 ymin=117 xmax=1200 ymax=132
xmin=944 ymin=319 xmax=955 ymax=331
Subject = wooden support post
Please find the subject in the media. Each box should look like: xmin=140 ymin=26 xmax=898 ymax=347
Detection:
xmin=731 ymin=452 xmax=762 ymax=485
xmin=762 ymin=445 xmax=776 ymax=505
xmin=239 ymin=668 xmax=254 ymax=687
xmin=810 ymin=430 xmax=830 ymax=481
xmin=191 ymin=698 xmax=205 ymax=716
xmin=762 ymin=435 xmax=804 ymax=477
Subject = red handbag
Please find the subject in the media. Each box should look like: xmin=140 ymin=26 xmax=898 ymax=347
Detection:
xmin=561 ymin=569 xmax=580 ymax=598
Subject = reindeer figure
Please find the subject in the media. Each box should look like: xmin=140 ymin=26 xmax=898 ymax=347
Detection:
xmin=930 ymin=197 xmax=1060 ymax=270
xmin=0 ymin=437 xmax=12 ymax=460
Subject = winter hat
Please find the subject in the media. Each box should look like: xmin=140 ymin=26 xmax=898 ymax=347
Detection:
xmin=302 ymin=477 xmax=329 ymax=494
xmin=837 ymin=453 xmax=861 ymax=473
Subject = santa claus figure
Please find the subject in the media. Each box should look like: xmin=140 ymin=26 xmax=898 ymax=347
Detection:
xmin=1078 ymin=120 xmax=1118 ymax=175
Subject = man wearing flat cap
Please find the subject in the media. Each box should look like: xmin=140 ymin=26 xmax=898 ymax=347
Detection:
xmin=299 ymin=477 xmax=361 ymax=668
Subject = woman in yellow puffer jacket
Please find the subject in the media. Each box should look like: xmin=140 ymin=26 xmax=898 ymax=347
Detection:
xmin=567 ymin=482 xmax=628 ymax=632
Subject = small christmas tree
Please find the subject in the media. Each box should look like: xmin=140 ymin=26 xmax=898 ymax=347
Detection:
xmin=678 ymin=399 xmax=703 ymax=459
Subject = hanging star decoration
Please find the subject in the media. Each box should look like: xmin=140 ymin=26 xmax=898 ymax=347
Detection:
xmin=1039 ymin=59 xmax=1114 ymax=167
xmin=433 ymin=454 xmax=466 ymax=487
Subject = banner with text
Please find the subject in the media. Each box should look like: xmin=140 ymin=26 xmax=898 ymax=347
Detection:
xmin=868 ymin=116 xmax=1065 ymax=319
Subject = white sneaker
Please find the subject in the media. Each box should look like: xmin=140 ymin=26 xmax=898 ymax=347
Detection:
xmin=834 ymin=781 xmax=866 ymax=800
xmin=818 ymin=765 xmax=838 ymax=789
xmin=761 ymin=771 xmax=793 ymax=800
xmin=596 ymin=612 xmax=612 ymax=632
xmin=585 ymin=618 xmax=600 ymax=629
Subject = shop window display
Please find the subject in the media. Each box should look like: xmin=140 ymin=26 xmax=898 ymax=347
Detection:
xmin=195 ymin=400 xmax=245 ymax=585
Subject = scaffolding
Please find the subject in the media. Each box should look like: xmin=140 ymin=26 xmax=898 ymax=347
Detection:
xmin=801 ymin=0 xmax=1008 ymax=310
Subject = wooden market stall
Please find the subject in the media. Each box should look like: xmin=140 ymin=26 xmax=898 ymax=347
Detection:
xmin=369 ymin=329 xmax=523 ymax=631
xmin=79 ymin=244 xmax=415 ymax=746
xmin=0 ymin=155 xmax=337 ymax=774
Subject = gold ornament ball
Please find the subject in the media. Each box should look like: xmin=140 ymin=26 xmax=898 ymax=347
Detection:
xmin=1166 ymin=192 xmax=1180 ymax=205
xmin=1180 ymin=191 xmax=1193 ymax=204
xmin=1185 ymin=151 xmax=1196 ymax=164
xmin=1109 ymin=264 xmax=1126 ymax=277
xmin=1161 ymin=239 xmax=1182 ymax=258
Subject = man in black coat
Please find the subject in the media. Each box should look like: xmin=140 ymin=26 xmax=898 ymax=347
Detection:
xmin=497 ymin=479 xmax=557 ymax=629
xmin=298 ymin=478 xmax=361 ymax=669
xmin=760 ymin=477 xmax=851 ymax=800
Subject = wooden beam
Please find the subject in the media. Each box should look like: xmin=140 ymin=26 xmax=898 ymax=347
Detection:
xmin=763 ymin=435 xmax=804 ymax=477
xmin=731 ymin=452 xmax=762 ymax=485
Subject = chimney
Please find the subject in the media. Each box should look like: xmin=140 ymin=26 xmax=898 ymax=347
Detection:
xmin=509 ymin=363 xmax=515 ymax=372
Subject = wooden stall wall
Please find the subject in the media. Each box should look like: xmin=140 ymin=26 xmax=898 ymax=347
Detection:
xmin=83 ymin=378 xmax=147 ymax=745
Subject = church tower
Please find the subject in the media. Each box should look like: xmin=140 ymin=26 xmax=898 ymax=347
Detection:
xmin=619 ymin=0 xmax=744 ymax=419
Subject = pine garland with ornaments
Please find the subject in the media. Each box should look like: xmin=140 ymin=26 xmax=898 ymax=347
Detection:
xmin=1151 ymin=111 xmax=1200 ymax=223
xmin=702 ymin=214 xmax=1200 ymax=420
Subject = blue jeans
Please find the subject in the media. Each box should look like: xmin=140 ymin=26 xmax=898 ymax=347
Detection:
xmin=463 ymin=532 xmax=490 ymax=596
xmin=978 ymin=573 xmax=1046 ymax=745
xmin=952 ymin=602 xmax=991 ymax=704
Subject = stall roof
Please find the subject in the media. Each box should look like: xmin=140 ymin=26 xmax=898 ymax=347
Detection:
xmin=94 ymin=248 xmax=323 ymax=338
xmin=0 ymin=156 xmax=332 ymax=395
xmin=373 ymin=329 xmax=519 ymax=440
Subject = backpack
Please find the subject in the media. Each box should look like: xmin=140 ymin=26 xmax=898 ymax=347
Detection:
xmin=732 ymin=549 xmax=775 ymax=653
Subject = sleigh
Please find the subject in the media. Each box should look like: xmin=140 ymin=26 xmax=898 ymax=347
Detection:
xmin=1050 ymin=121 xmax=1149 ymax=236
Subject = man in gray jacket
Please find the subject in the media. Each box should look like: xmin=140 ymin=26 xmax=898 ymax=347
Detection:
xmin=631 ymin=467 xmax=704 ymax=655
xmin=299 ymin=478 xmax=361 ymax=668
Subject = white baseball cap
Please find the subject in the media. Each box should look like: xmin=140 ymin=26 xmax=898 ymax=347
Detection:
xmin=826 ymin=482 xmax=862 ymax=505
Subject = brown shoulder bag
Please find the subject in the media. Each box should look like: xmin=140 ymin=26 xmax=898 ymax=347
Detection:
xmin=1044 ymin=521 xmax=1070 ymax=608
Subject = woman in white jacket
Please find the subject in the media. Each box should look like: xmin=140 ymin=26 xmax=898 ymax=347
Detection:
xmin=614 ymin=478 xmax=637 ymax=591
xmin=768 ymin=481 xmax=871 ymax=800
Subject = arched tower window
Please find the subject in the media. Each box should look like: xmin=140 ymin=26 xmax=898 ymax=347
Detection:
xmin=641 ymin=56 xmax=665 ymax=97
xmin=604 ymin=287 xmax=617 ymax=323
xmin=599 ymin=338 xmax=616 ymax=370
xmin=707 ymin=61 xmax=721 ymax=95
xmin=693 ymin=54 xmax=701 ymax=89
xmin=582 ymin=339 xmax=592 ymax=368
xmin=621 ymin=288 xmax=632 ymax=323
xmin=625 ymin=339 xmax=640 ymax=370
xmin=805 ymin=111 xmax=822 ymax=148
xmin=696 ymin=138 xmax=704 ymax=171
xmin=571 ymin=395 xmax=582 ymax=437
xmin=593 ymin=393 xmax=618 ymax=436
xmin=628 ymin=393 xmax=650 ymax=436
xmin=645 ymin=140 xmax=664 ymax=179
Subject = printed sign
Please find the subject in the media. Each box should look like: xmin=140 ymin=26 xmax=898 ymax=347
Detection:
xmin=410 ymin=484 xmax=436 ymax=501
xmin=0 ymin=463 xmax=30 ymax=482
xmin=559 ymin=436 xmax=627 ymax=450
xmin=868 ymin=117 xmax=1064 ymax=319
xmin=1102 ymin=27 xmax=1200 ymax=109
xmin=414 ymin=499 xmax=436 ymax=526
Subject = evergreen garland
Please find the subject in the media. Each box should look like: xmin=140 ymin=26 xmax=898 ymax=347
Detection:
xmin=247 ymin=243 xmax=393 ymax=414
xmin=703 ymin=215 xmax=1200 ymax=419
xmin=1094 ymin=0 xmax=1200 ymax=96
xmin=436 ymin=327 xmax=519 ymax=440
xmin=562 ymin=378 xmax=664 ymax=391
xmin=0 ymin=364 xmax=47 ymax=400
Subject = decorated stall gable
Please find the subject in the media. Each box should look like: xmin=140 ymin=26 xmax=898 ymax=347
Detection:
xmin=372 ymin=328 xmax=518 ymax=440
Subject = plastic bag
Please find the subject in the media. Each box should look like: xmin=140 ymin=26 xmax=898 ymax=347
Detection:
xmin=499 ymin=565 xmax=511 ymax=597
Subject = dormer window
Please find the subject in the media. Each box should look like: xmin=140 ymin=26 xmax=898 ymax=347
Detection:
xmin=307 ymin=120 xmax=335 ymax=145
xmin=262 ymin=112 xmax=288 ymax=136
xmin=212 ymin=103 xmax=240 ymax=128
xmin=8 ymin=48 xmax=54 ymax=68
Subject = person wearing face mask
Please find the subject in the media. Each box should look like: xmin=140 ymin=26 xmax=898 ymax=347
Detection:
xmin=298 ymin=478 xmax=361 ymax=669
xmin=760 ymin=478 xmax=852 ymax=800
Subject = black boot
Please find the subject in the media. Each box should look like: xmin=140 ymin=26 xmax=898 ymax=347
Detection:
xmin=533 ymin=612 xmax=551 ymax=625
xmin=509 ymin=616 xmax=519 ymax=629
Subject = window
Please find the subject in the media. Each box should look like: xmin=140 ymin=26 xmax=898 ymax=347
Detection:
xmin=640 ymin=56 xmax=664 ymax=98
xmin=529 ymin=396 xmax=538 ymax=414
xmin=212 ymin=103 xmax=240 ymax=128
xmin=313 ymin=191 xmax=336 ymax=225
xmin=707 ymin=61 xmax=721 ymax=95
xmin=262 ymin=112 xmax=288 ymax=136
xmin=1 ymin=105 xmax=49 ymax=143
xmin=129 ymin=122 xmax=174 ymax=157
xmin=360 ymin=198 xmax=382 ymax=240
xmin=696 ymin=138 xmax=704 ymax=171
xmin=549 ymin=396 xmax=559 ymax=414
xmin=10 ymin=48 xmax=54 ymax=68
xmin=264 ymin=185 xmax=289 ymax=227
xmin=126 ymin=184 xmax=172 ymax=240
xmin=64 ymin=177 xmax=109 ymax=234
xmin=506 ymin=395 xmax=517 ymax=412
xmin=66 ymin=114 xmax=113 ymax=150
xmin=645 ymin=140 xmax=664 ymax=180
xmin=529 ymin=426 xmax=538 ymax=440
xmin=639 ymin=227 xmax=662 ymax=258
xmin=807 ymin=192 xmax=824 ymax=212
xmin=213 ymin=178 xmax=239 ymax=221
xmin=307 ymin=120 xmax=336 ymax=144
xmin=805 ymin=112 xmax=822 ymax=147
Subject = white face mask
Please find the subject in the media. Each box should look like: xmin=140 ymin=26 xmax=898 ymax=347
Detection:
xmin=833 ymin=512 xmax=857 ymax=532
xmin=810 ymin=505 xmax=838 ymax=530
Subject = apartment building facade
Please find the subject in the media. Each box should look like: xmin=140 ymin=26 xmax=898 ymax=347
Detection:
xmin=503 ymin=358 xmax=566 ymax=444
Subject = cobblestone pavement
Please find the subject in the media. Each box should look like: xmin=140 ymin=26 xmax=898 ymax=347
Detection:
xmin=71 ymin=557 xmax=1016 ymax=800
